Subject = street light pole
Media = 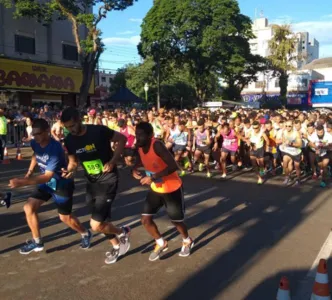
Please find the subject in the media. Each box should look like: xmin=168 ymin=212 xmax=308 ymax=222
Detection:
xmin=144 ymin=83 xmax=149 ymax=108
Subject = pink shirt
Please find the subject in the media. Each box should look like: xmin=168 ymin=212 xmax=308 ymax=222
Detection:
xmin=222 ymin=129 xmax=238 ymax=152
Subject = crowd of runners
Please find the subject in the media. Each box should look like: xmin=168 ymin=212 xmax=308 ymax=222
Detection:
xmin=1 ymin=105 xmax=332 ymax=265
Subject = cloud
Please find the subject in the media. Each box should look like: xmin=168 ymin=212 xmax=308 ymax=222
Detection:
xmin=292 ymin=21 xmax=332 ymax=44
xmin=292 ymin=20 xmax=332 ymax=58
xmin=102 ymin=35 xmax=141 ymax=46
xmin=116 ymin=30 xmax=135 ymax=35
xmin=321 ymin=14 xmax=332 ymax=19
xmin=129 ymin=18 xmax=142 ymax=23
xmin=269 ymin=16 xmax=332 ymax=58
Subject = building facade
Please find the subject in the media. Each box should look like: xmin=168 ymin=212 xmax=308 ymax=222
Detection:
xmin=242 ymin=17 xmax=320 ymax=99
xmin=0 ymin=5 xmax=94 ymax=107
xmin=96 ymin=70 xmax=114 ymax=90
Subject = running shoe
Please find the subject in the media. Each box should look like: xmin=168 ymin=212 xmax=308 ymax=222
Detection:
xmin=294 ymin=179 xmax=301 ymax=186
xmin=149 ymin=240 xmax=168 ymax=261
xmin=221 ymin=173 xmax=227 ymax=179
xmin=105 ymin=247 xmax=121 ymax=264
xmin=320 ymin=181 xmax=327 ymax=188
xmin=312 ymin=173 xmax=318 ymax=180
xmin=80 ymin=230 xmax=92 ymax=249
xmin=257 ymin=177 xmax=263 ymax=185
xmin=283 ymin=177 xmax=290 ymax=186
xmin=118 ymin=226 xmax=131 ymax=256
xmin=198 ymin=163 xmax=204 ymax=172
xmin=19 ymin=239 xmax=44 ymax=255
xmin=179 ymin=239 xmax=194 ymax=257
xmin=0 ymin=192 xmax=12 ymax=208
xmin=206 ymin=172 xmax=212 ymax=178
xmin=179 ymin=170 xmax=186 ymax=177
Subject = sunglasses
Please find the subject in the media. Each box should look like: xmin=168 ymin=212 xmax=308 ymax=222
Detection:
xmin=286 ymin=125 xmax=293 ymax=128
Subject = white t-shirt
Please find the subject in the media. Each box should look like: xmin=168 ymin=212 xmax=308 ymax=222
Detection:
xmin=308 ymin=132 xmax=332 ymax=156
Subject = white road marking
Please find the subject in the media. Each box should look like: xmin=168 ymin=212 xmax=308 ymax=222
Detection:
xmin=294 ymin=230 xmax=332 ymax=300
xmin=307 ymin=230 xmax=332 ymax=278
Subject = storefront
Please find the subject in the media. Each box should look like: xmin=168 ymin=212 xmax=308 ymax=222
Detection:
xmin=0 ymin=58 xmax=94 ymax=107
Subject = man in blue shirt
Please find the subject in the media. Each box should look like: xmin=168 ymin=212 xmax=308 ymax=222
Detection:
xmin=9 ymin=119 xmax=92 ymax=254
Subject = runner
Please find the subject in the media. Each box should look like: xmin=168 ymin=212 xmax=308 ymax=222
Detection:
xmin=172 ymin=120 xmax=193 ymax=175
xmin=60 ymin=107 xmax=131 ymax=264
xmin=118 ymin=118 xmax=136 ymax=166
xmin=307 ymin=124 xmax=332 ymax=187
xmin=246 ymin=121 xmax=270 ymax=184
xmin=132 ymin=122 xmax=194 ymax=261
xmin=279 ymin=120 xmax=303 ymax=186
xmin=193 ymin=118 xmax=211 ymax=177
xmin=218 ymin=123 xmax=240 ymax=178
xmin=8 ymin=118 xmax=91 ymax=254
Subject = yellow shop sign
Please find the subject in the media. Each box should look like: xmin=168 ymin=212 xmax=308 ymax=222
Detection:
xmin=0 ymin=58 xmax=94 ymax=94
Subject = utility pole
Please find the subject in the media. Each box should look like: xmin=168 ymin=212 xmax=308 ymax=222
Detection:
xmin=152 ymin=42 xmax=161 ymax=110
xmin=156 ymin=54 xmax=161 ymax=110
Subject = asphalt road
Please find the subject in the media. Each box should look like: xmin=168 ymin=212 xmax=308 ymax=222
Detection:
xmin=1 ymin=157 xmax=332 ymax=300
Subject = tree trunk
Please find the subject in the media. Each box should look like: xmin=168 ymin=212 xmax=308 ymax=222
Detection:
xmin=78 ymin=51 xmax=100 ymax=107
xmin=279 ymin=72 xmax=288 ymax=106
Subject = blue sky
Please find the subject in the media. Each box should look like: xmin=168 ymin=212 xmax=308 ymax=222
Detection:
xmin=95 ymin=0 xmax=332 ymax=72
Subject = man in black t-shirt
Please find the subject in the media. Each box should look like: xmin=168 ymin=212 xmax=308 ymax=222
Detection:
xmin=61 ymin=107 xmax=131 ymax=264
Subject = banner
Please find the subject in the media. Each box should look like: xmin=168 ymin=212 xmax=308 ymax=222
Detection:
xmin=0 ymin=58 xmax=94 ymax=94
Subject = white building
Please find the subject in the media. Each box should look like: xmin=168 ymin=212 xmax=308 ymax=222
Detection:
xmin=96 ymin=70 xmax=114 ymax=89
xmin=242 ymin=17 xmax=320 ymax=97
xmin=302 ymin=57 xmax=332 ymax=81
xmin=0 ymin=5 xmax=93 ymax=106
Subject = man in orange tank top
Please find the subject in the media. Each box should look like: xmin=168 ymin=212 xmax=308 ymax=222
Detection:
xmin=132 ymin=122 xmax=194 ymax=261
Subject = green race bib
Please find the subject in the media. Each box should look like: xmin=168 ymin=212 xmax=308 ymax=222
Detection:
xmin=83 ymin=159 xmax=103 ymax=175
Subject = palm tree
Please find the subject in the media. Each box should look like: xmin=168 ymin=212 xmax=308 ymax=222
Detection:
xmin=268 ymin=25 xmax=298 ymax=106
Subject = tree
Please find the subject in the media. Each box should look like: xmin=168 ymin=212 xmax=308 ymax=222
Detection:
xmin=268 ymin=24 xmax=298 ymax=106
xmin=1 ymin=0 xmax=137 ymax=105
xmin=115 ymin=58 xmax=197 ymax=107
xmin=219 ymin=34 xmax=266 ymax=101
xmin=109 ymin=68 xmax=127 ymax=94
xmin=139 ymin=0 xmax=254 ymax=103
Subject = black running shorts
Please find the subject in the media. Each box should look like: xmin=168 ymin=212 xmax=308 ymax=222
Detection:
xmin=86 ymin=179 xmax=118 ymax=222
xmin=142 ymin=186 xmax=185 ymax=222
xmin=30 ymin=180 xmax=74 ymax=215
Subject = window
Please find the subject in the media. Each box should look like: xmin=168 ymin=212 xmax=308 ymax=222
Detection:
xmin=101 ymin=77 xmax=106 ymax=83
xmin=109 ymin=77 xmax=112 ymax=84
xmin=255 ymin=81 xmax=265 ymax=88
xmin=62 ymin=44 xmax=78 ymax=61
xmin=275 ymin=80 xmax=280 ymax=88
xmin=301 ymin=79 xmax=308 ymax=87
xmin=15 ymin=35 xmax=35 ymax=54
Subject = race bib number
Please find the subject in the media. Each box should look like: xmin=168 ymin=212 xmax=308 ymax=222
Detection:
xmin=46 ymin=178 xmax=57 ymax=191
xmin=223 ymin=139 xmax=232 ymax=146
xmin=83 ymin=159 xmax=104 ymax=175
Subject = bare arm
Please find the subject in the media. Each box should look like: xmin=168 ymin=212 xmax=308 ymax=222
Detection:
xmin=262 ymin=133 xmax=270 ymax=147
xmin=109 ymin=131 xmax=127 ymax=165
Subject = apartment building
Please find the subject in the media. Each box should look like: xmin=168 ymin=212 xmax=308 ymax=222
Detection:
xmin=0 ymin=5 xmax=94 ymax=107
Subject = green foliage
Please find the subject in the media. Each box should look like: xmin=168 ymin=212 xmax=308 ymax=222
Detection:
xmin=139 ymin=0 xmax=254 ymax=102
xmin=268 ymin=24 xmax=298 ymax=105
xmin=113 ymin=58 xmax=197 ymax=107
xmin=109 ymin=68 xmax=127 ymax=94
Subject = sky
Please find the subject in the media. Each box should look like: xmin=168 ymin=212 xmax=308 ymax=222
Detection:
xmin=95 ymin=0 xmax=332 ymax=73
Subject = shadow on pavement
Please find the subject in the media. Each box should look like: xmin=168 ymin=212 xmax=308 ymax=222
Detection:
xmin=162 ymin=177 xmax=329 ymax=300
xmin=244 ymin=257 xmax=332 ymax=299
